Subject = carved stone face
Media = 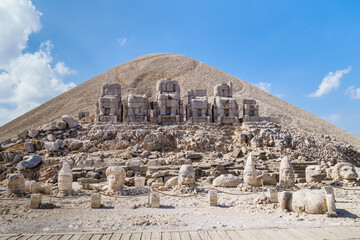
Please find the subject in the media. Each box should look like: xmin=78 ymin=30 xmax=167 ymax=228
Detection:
xmin=243 ymin=168 xmax=257 ymax=186
xmin=339 ymin=164 xmax=357 ymax=180
xmin=280 ymin=168 xmax=294 ymax=186
xmin=305 ymin=165 xmax=322 ymax=183
xmin=106 ymin=166 xmax=126 ymax=191
xmin=6 ymin=173 xmax=25 ymax=194
xmin=178 ymin=165 xmax=195 ymax=185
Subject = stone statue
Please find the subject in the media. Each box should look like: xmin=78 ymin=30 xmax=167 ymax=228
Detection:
xmin=159 ymin=164 xmax=196 ymax=190
xmin=242 ymin=99 xmax=260 ymax=122
xmin=124 ymin=94 xmax=150 ymax=123
xmin=243 ymin=153 xmax=257 ymax=186
xmin=328 ymin=162 xmax=358 ymax=182
xmin=178 ymin=164 xmax=195 ymax=186
xmin=186 ymin=89 xmax=211 ymax=123
xmin=213 ymin=82 xmax=239 ymax=124
xmin=279 ymin=156 xmax=295 ymax=187
xmin=96 ymin=82 xmax=122 ymax=122
xmin=103 ymin=166 xmax=126 ymax=193
xmin=279 ymin=188 xmax=337 ymax=217
xmin=58 ymin=162 xmax=73 ymax=193
xmin=153 ymin=78 xmax=184 ymax=124
xmin=6 ymin=173 xmax=25 ymax=195
xmin=305 ymin=165 xmax=322 ymax=183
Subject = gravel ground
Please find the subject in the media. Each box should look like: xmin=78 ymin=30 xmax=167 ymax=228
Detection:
xmin=1 ymin=183 xmax=359 ymax=234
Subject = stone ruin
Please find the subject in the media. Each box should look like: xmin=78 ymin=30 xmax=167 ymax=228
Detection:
xmin=124 ymin=94 xmax=150 ymax=123
xmin=278 ymin=156 xmax=295 ymax=188
xmin=102 ymin=166 xmax=126 ymax=194
xmin=96 ymin=82 xmax=122 ymax=123
xmin=6 ymin=173 xmax=25 ymax=195
xmin=186 ymin=89 xmax=211 ymax=123
xmin=153 ymin=78 xmax=184 ymax=124
xmin=305 ymin=165 xmax=322 ymax=183
xmin=58 ymin=162 xmax=73 ymax=194
xmin=212 ymin=82 xmax=239 ymax=124
xmin=328 ymin=162 xmax=358 ymax=182
xmin=242 ymin=99 xmax=260 ymax=122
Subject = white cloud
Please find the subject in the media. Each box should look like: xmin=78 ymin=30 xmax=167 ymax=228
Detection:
xmin=0 ymin=0 xmax=42 ymax=69
xmin=323 ymin=113 xmax=341 ymax=124
xmin=345 ymin=86 xmax=360 ymax=99
xmin=256 ymin=82 xmax=271 ymax=93
xmin=0 ymin=0 xmax=76 ymax=126
xmin=117 ymin=37 xmax=127 ymax=46
xmin=309 ymin=67 xmax=352 ymax=97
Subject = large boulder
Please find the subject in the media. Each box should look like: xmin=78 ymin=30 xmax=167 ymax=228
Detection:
xmin=65 ymin=139 xmax=83 ymax=151
xmin=212 ymin=174 xmax=242 ymax=187
xmin=142 ymin=132 xmax=176 ymax=151
xmin=61 ymin=115 xmax=78 ymax=128
xmin=16 ymin=155 xmax=42 ymax=170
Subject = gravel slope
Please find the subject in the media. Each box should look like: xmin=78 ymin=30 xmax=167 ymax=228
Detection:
xmin=0 ymin=53 xmax=359 ymax=148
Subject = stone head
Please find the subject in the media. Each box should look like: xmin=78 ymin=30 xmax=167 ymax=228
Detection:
xmin=6 ymin=173 xmax=25 ymax=194
xmin=279 ymin=156 xmax=294 ymax=186
xmin=243 ymin=153 xmax=257 ymax=186
xmin=106 ymin=166 xmax=126 ymax=190
xmin=178 ymin=165 xmax=195 ymax=185
xmin=331 ymin=163 xmax=357 ymax=181
xmin=305 ymin=165 xmax=322 ymax=183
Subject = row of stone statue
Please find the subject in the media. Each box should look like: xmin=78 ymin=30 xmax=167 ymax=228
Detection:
xmin=96 ymin=79 xmax=264 ymax=124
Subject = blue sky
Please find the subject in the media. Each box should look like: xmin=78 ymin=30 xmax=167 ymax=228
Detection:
xmin=1 ymin=0 xmax=360 ymax=137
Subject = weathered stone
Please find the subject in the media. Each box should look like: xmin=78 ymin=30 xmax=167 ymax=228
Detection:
xmin=186 ymin=89 xmax=211 ymax=123
xmin=66 ymin=139 xmax=83 ymax=151
xmin=243 ymin=153 xmax=257 ymax=186
xmin=25 ymin=180 xmax=42 ymax=193
xmin=153 ymin=78 xmax=184 ymax=124
xmin=186 ymin=153 xmax=202 ymax=160
xmin=279 ymin=156 xmax=294 ymax=187
xmin=24 ymin=142 xmax=35 ymax=153
xmin=45 ymin=141 xmax=60 ymax=152
xmin=62 ymin=115 xmax=78 ymax=128
xmin=178 ymin=164 xmax=195 ymax=185
xmin=124 ymin=94 xmax=150 ymax=123
xmin=58 ymin=162 xmax=73 ymax=193
xmin=305 ymin=165 xmax=322 ymax=183
xmin=56 ymin=120 xmax=67 ymax=130
xmin=134 ymin=177 xmax=146 ymax=188
xmin=212 ymin=82 xmax=239 ymax=124
xmin=329 ymin=162 xmax=357 ymax=181
xmin=209 ymin=190 xmax=218 ymax=206
xmin=7 ymin=173 xmax=25 ymax=195
xmin=91 ymin=193 xmax=101 ymax=208
xmin=103 ymin=166 xmax=126 ymax=193
xmin=212 ymin=174 xmax=241 ymax=187
xmin=47 ymin=134 xmax=56 ymax=142
xmin=16 ymin=155 xmax=42 ymax=170
xmin=142 ymin=132 xmax=176 ymax=151
xmin=268 ymin=188 xmax=278 ymax=203
xmin=150 ymin=192 xmax=160 ymax=208
xmin=28 ymin=129 xmax=39 ymax=138
xmin=17 ymin=130 xmax=28 ymax=140
xmin=96 ymin=82 xmax=122 ymax=123
xmin=30 ymin=194 xmax=42 ymax=209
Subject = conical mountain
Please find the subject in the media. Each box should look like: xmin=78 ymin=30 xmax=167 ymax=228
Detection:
xmin=0 ymin=53 xmax=359 ymax=148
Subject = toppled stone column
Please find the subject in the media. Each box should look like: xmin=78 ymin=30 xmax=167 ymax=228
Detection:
xmin=6 ymin=173 xmax=25 ymax=195
xmin=96 ymin=82 xmax=122 ymax=123
xmin=58 ymin=162 xmax=73 ymax=193
xmin=212 ymin=82 xmax=239 ymax=124
xmin=124 ymin=94 xmax=150 ymax=123
xmin=186 ymin=89 xmax=211 ymax=123
xmin=153 ymin=78 xmax=184 ymax=124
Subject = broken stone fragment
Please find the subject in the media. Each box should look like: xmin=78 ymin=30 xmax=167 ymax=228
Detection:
xmin=212 ymin=174 xmax=241 ymax=187
xmin=62 ymin=114 xmax=78 ymax=128
xmin=16 ymin=155 xmax=42 ymax=170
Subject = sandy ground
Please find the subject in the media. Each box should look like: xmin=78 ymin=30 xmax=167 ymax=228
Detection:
xmin=1 ymin=183 xmax=359 ymax=234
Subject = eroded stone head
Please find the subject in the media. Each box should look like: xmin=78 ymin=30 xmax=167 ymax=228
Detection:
xmin=6 ymin=173 xmax=25 ymax=195
xmin=330 ymin=162 xmax=358 ymax=181
xmin=243 ymin=153 xmax=257 ymax=186
xmin=279 ymin=156 xmax=294 ymax=187
xmin=178 ymin=165 xmax=195 ymax=185
xmin=106 ymin=166 xmax=126 ymax=191
xmin=305 ymin=165 xmax=322 ymax=183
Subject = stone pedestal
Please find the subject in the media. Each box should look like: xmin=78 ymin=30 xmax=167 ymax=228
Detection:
xmin=91 ymin=193 xmax=101 ymax=208
xmin=42 ymin=183 xmax=52 ymax=195
xmin=209 ymin=190 xmax=218 ymax=206
xmin=150 ymin=193 xmax=160 ymax=208
xmin=268 ymin=188 xmax=278 ymax=203
xmin=135 ymin=177 xmax=146 ymax=188
xmin=30 ymin=194 xmax=42 ymax=209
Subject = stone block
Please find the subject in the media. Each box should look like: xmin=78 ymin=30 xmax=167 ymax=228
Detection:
xmin=91 ymin=193 xmax=101 ymax=208
xmin=30 ymin=194 xmax=42 ymax=209
xmin=209 ymin=190 xmax=218 ymax=206
xmin=150 ymin=192 xmax=160 ymax=208
xmin=268 ymin=188 xmax=278 ymax=203
xmin=134 ymin=177 xmax=146 ymax=188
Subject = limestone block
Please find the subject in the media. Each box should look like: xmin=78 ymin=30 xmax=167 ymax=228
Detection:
xmin=6 ymin=173 xmax=25 ymax=195
xmin=45 ymin=141 xmax=60 ymax=152
xmin=24 ymin=142 xmax=35 ymax=153
xmin=134 ymin=177 xmax=146 ymax=188
xmin=30 ymin=194 xmax=42 ymax=209
xmin=16 ymin=155 xmax=42 ymax=170
xmin=150 ymin=192 xmax=160 ymax=208
xmin=28 ymin=129 xmax=39 ymax=138
xmin=62 ymin=115 xmax=78 ymax=128
xmin=268 ymin=188 xmax=278 ymax=203
xmin=209 ymin=190 xmax=218 ymax=206
xmin=212 ymin=174 xmax=241 ymax=187
xmin=91 ymin=193 xmax=101 ymax=208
